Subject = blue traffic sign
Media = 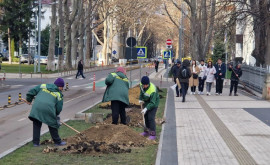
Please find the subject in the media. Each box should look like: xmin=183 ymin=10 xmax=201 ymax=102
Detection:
xmin=113 ymin=50 xmax=117 ymax=55
xmin=137 ymin=47 xmax=147 ymax=58
xmin=163 ymin=50 xmax=172 ymax=59
xmin=3 ymin=48 xmax=6 ymax=53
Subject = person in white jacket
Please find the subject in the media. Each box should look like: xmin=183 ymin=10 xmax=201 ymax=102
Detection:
xmin=198 ymin=60 xmax=207 ymax=95
xmin=205 ymin=61 xmax=216 ymax=96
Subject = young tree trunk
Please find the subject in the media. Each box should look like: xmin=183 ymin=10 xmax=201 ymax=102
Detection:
xmin=58 ymin=0 xmax=64 ymax=70
xmin=64 ymin=0 xmax=72 ymax=69
xmin=85 ymin=0 xmax=93 ymax=67
xmin=78 ymin=0 xmax=84 ymax=62
xmin=47 ymin=0 xmax=57 ymax=71
xmin=71 ymin=19 xmax=78 ymax=68
xmin=101 ymin=18 xmax=108 ymax=65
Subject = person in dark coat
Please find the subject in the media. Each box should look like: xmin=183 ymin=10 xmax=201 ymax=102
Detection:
xmin=76 ymin=60 xmax=86 ymax=79
xmin=25 ymin=78 xmax=66 ymax=147
xmin=229 ymin=63 xmax=242 ymax=96
xmin=102 ymin=67 xmax=129 ymax=125
xmin=173 ymin=61 xmax=181 ymax=97
xmin=155 ymin=60 xmax=159 ymax=72
xmin=214 ymin=59 xmax=226 ymax=95
xmin=177 ymin=59 xmax=191 ymax=102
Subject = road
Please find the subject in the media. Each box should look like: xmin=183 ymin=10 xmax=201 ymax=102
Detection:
xmin=0 ymin=66 xmax=156 ymax=157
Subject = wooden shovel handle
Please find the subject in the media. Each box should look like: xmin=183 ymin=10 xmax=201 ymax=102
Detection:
xmin=61 ymin=122 xmax=81 ymax=134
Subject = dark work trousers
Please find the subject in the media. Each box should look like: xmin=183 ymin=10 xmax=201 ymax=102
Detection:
xmin=144 ymin=107 xmax=157 ymax=134
xmin=32 ymin=118 xmax=61 ymax=145
xmin=180 ymin=82 xmax=189 ymax=102
xmin=198 ymin=77 xmax=205 ymax=92
xmin=111 ymin=100 xmax=127 ymax=125
xmin=216 ymin=77 xmax=224 ymax=94
xmin=190 ymin=86 xmax=196 ymax=92
xmin=76 ymin=70 xmax=85 ymax=78
xmin=230 ymin=80 xmax=239 ymax=94
xmin=155 ymin=66 xmax=158 ymax=72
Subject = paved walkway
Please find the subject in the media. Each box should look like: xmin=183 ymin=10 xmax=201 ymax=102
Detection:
xmin=157 ymin=86 xmax=270 ymax=165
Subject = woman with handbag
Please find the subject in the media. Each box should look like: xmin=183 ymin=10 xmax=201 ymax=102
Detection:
xmin=189 ymin=60 xmax=200 ymax=94
xmin=205 ymin=61 xmax=216 ymax=96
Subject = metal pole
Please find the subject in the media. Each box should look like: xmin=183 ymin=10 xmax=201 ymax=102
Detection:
xmin=225 ymin=30 xmax=228 ymax=78
xmin=37 ymin=0 xmax=41 ymax=73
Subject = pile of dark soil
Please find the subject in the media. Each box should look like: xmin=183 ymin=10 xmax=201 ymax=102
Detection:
xmin=62 ymin=124 xmax=154 ymax=155
xmin=103 ymin=108 xmax=143 ymax=127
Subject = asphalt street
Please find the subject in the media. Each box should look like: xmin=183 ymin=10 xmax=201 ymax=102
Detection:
xmin=0 ymin=66 xmax=155 ymax=157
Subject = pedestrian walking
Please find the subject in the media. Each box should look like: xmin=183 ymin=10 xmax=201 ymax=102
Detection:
xmin=76 ymin=60 xmax=86 ymax=79
xmin=205 ymin=61 xmax=216 ymax=96
xmin=102 ymin=67 xmax=129 ymax=125
xmin=172 ymin=60 xmax=181 ymax=97
xmin=139 ymin=76 xmax=160 ymax=140
xmin=178 ymin=59 xmax=191 ymax=102
xmin=214 ymin=58 xmax=226 ymax=95
xmin=198 ymin=60 xmax=207 ymax=95
xmin=229 ymin=63 xmax=242 ymax=96
xmin=25 ymin=78 xmax=66 ymax=147
xmin=155 ymin=60 xmax=159 ymax=72
xmin=189 ymin=60 xmax=200 ymax=94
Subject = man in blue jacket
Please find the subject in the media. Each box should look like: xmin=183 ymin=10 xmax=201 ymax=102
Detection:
xmin=214 ymin=59 xmax=226 ymax=95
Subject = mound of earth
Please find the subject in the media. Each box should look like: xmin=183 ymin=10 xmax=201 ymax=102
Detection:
xmin=103 ymin=108 xmax=143 ymax=127
xmin=62 ymin=124 xmax=154 ymax=155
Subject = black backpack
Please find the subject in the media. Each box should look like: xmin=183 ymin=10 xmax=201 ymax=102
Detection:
xmin=181 ymin=67 xmax=188 ymax=78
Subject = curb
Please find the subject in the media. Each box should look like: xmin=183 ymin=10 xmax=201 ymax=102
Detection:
xmin=155 ymin=87 xmax=169 ymax=165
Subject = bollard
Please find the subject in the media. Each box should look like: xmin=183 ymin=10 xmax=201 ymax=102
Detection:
xmin=3 ymin=77 xmax=5 ymax=81
xmin=8 ymin=95 xmax=11 ymax=105
xmin=19 ymin=93 xmax=22 ymax=102
xmin=160 ymin=75 xmax=162 ymax=87
xmin=102 ymin=61 xmax=104 ymax=69
xmin=93 ymin=74 xmax=96 ymax=91
xmin=41 ymin=72 xmax=42 ymax=78
xmin=4 ymin=72 xmax=6 ymax=78
xmin=31 ymin=72 xmax=32 ymax=78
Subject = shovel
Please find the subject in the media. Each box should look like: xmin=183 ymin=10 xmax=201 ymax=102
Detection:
xmin=139 ymin=103 xmax=149 ymax=132
xmin=61 ymin=122 xmax=85 ymax=137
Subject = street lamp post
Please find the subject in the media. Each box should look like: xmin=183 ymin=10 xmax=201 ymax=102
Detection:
xmin=37 ymin=0 xmax=41 ymax=73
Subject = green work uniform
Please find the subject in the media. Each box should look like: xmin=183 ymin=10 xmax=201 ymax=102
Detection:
xmin=102 ymin=72 xmax=130 ymax=105
xmin=139 ymin=82 xmax=160 ymax=110
xmin=26 ymin=84 xmax=63 ymax=128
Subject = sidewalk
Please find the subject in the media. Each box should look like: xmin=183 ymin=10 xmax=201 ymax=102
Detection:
xmin=158 ymin=86 xmax=270 ymax=165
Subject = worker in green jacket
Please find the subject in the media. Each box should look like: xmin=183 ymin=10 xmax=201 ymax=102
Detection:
xmin=102 ymin=67 xmax=129 ymax=125
xmin=139 ymin=76 xmax=160 ymax=140
xmin=25 ymin=78 xmax=66 ymax=147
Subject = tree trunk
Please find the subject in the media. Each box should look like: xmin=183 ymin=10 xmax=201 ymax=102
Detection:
xmin=78 ymin=0 xmax=84 ymax=62
xmin=71 ymin=19 xmax=78 ymax=68
xmin=64 ymin=0 xmax=72 ymax=69
xmin=58 ymin=0 xmax=64 ymax=70
xmin=85 ymin=0 xmax=93 ymax=67
xmin=101 ymin=18 xmax=108 ymax=65
xmin=47 ymin=0 xmax=57 ymax=71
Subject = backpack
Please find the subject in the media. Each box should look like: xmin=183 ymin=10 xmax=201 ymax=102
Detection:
xmin=181 ymin=67 xmax=188 ymax=78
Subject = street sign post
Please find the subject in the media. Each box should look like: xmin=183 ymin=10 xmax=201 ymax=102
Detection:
xmin=163 ymin=50 xmax=172 ymax=59
xmin=112 ymin=50 xmax=117 ymax=55
xmin=126 ymin=37 xmax=137 ymax=88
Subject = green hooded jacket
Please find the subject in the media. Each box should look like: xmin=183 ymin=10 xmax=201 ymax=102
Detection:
xmin=102 ymin=72 xmax=130 ymax=105
xmin=139 ymin=82 xmax=160 ymax=110
xmin=26 ymin=84 xmax=63 ymax=128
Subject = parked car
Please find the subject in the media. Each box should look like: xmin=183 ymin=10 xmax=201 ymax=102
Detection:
xmin=20 ymin=54 xmax=30 ymax=64
xmin=112 ymin=57 xmax=119 ymax=63
xmin=33 ymin=55 xmax=48 ymax=65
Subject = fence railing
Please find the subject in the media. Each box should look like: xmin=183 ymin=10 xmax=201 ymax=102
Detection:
xmin=240 ymin=64 xmax=269 ymax=94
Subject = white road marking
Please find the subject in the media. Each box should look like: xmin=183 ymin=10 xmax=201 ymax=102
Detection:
xmin=66 ymin=77 xmax=74 ymax=80
xmin=71 ymin=85 xmax=79 ymax=88
xmin=17 ymin=118 xmax=26 ymax=122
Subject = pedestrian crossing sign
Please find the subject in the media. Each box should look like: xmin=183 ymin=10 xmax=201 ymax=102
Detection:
xmin=137 ymin=47 xmax=147 ymax=58
xmin=163 ymin=50 xmax=172 ymax=59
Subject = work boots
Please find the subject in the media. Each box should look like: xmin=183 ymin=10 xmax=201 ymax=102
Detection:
xmin=140 ymin=131 xmax=149 ymax=137
xmin=148 ymin=131 xmax=156 ymax=140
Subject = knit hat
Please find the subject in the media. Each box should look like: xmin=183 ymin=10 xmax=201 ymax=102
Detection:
xmin=116 ymin=67 xmax=126 ymax=75
xmin=54 ymin=78 xmax=65 ymax=87
xmin=141 ymin=76 xmax=150 ymax=85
